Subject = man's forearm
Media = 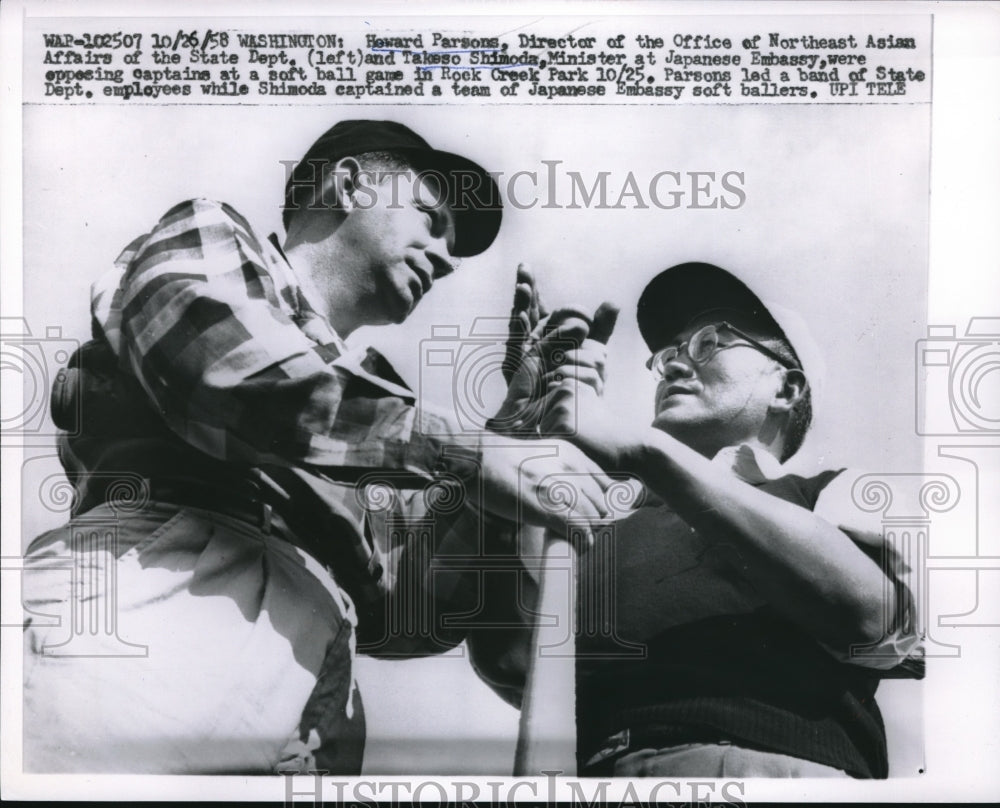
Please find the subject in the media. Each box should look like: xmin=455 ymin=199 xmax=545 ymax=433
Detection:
xmin=624 ymin=428 xmax=892 ymax=650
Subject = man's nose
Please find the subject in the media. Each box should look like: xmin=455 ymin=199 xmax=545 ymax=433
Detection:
xmin=426 ymin=240 xmax=458 ymax=280
xmin=660 ymin=353 xmax=696 ymax=381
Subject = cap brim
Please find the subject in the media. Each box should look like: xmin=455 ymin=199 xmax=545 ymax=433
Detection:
xmin=637 ymin=262 xmax=785 ymax=352
xmin=398 ymin=148 xmax=502 ymax=258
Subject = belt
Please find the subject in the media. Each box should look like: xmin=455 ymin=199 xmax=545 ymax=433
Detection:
xmin=146 ymin=477 xmax=279 ymax=532
xmin=84 ymin=472 xmax=385 ymax=607
xmin=582 ymin=724 xmax=732 ymax=774
xmin=86 ymin=474 xmax=285 ymax=534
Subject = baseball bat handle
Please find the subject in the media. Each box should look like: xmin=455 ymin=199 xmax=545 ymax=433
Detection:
xmin=512 ymin=528 xmax=577 ymax=777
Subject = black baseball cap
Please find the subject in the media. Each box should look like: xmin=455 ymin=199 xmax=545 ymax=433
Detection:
xmin=285 ymin=119 xmax=502 ymax=257
xmin=637 ymin=262 xmax=801 ymax=366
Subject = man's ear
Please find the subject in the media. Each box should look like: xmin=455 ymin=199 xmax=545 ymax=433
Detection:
xmin=322 ymin=156 xmax=363 ymax=212
xmin=769 ymin=368 xmax=807 ymax=414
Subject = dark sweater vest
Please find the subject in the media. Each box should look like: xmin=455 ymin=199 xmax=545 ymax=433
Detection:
xmin=575 ymin=469 xmax=892 ymax=778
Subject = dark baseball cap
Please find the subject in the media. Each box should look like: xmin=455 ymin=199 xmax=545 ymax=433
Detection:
xmin=285 ymin=119 xmax=502 ymax=257
xmin=637 ymin=262 xmax=802 ymax=366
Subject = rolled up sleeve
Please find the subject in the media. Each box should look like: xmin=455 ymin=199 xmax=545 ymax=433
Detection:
xmin=813 ymin=469 xmax=924 ymax=675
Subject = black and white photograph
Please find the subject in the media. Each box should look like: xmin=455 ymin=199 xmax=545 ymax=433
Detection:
xmin=1 ymin=0 xmax=998 ymax=803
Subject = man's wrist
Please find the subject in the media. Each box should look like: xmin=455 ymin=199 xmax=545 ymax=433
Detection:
xmin=433 ymin=432 xmax=484 ymax=484
xmin=486 ymin=400 xmax=538 ymax=436
xmin=617 ymin=426 xmax=667 ymax=479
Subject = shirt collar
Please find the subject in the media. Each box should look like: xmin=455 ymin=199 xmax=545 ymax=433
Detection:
xmin=711 ymin=443 xmax=784 ymax=484
xmin=265 ymin=233 xmax=415 ymax=400
xmin=266 ymin=233 xmax=348 ymax=353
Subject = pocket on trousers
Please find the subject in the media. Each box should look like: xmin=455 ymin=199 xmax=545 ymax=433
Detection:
xmin=278 ymin=619 xmax=365 ymax=775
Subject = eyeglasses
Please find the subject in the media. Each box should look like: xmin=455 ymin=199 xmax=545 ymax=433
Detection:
xmin=646 ymin=322 xmax=800 ymax=378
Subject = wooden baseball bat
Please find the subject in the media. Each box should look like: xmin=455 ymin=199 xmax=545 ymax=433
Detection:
xmin=512 ymin=528 xmax=577 ymax=776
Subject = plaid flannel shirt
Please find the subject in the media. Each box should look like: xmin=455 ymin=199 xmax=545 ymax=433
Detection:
xmin=76 ymin=199 xmax=490 ymax=647
xmin=92 ymin=198 xmax=473 ymax=474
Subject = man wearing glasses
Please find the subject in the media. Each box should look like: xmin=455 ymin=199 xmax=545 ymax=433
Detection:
xmin=468 ymin=261 xmax=924 ymax=778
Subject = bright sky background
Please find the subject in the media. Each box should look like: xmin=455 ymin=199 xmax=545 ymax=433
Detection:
xmin=20 ymin=97 xmax=928 ymax=775
xmin=22 ymin=101 xmax=928 ymax=467
xmin=3 ymin=1 xmax=1000 ymax=803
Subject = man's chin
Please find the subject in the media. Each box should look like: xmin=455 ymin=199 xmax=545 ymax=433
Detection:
xmin=651 ymin=409 xmax=702 ymax=436
xmin=650 ymin=416 xmax=717 ymax=456
xmin=652 ymin=400 xmax=691 ymax=423
xmin=400 ymin=281 xmax=424 ymax=317
xmin=386 ymin=288 xmax=418 ymax=323
xmin=650 ymin=412 xmax=680 ymax=434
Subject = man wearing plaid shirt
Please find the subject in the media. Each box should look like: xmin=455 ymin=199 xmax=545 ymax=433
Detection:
xmin=22 ymin=120 xmax=614 ymax=774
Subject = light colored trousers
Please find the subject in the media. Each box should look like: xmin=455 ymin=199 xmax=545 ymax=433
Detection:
xmin=22 ymin=502 xmax=363 ymax=774
xmin=612 ymin=741 xmax=850 ymax=777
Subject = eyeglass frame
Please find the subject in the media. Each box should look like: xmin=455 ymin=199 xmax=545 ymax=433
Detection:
xmin=645 ymin=321 xmax=802 ymax=378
